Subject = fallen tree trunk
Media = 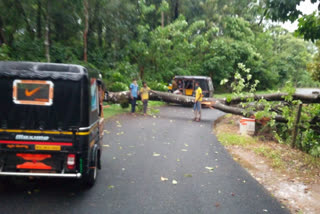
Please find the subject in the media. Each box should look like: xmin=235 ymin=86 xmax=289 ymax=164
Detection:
xmin=223 ymin=93 xmax=320 ymax=105
xmin=107 ymin=90 xmax=288 ymax=122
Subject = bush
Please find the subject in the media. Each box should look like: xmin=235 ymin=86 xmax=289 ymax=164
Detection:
xmin=108 ymin=82 xmax=129 ymax=92
xmin=148 ymin=81 xmax=168 ymax=92
xmin=111 ymin=72 xmax=129 ymax=84
xmin=301 ymin=128 xmax=320 ymax=157
xmin=0 ymin=44 xmax=10 ymax=60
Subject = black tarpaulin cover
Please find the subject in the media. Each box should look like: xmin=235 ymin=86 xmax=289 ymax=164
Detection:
xmin=0 ymin=62 xmax=88 ymax=130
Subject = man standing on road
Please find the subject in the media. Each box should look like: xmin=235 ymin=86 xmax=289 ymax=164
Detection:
xmin=193 ymin=82 xmax=203 ymax=122
xmin=140 ymin=81 xmax=151 ymax=116
xmin=130 ymin=79 xmax=139 ymax=115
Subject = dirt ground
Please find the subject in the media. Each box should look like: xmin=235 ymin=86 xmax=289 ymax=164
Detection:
xmin=214 ymin=115 xmax=320 ymax=214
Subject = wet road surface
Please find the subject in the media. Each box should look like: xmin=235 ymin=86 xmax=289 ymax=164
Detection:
xmin=0 ymin=106 xmax=289 ymax=214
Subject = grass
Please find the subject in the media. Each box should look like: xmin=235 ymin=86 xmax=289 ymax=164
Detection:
xmin=217 ymin=133 xmax=256 ymax=146
xmin=103 ymin=101 xmax=166 ymax=119
xmin=103 ymin=103 xmax=129 ymax=119
xmin=253 ymin=146 xmax=284 ymax=169
xmin=217 ymin=132 xmax=284 ymax=169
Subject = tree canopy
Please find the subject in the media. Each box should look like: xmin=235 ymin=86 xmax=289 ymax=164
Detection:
xmin=0 ymin=0 xmax=319 ymax=90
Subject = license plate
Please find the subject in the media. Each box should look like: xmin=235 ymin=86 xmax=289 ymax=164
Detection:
xmin=35 ymin=145 xmax=61 ymax=151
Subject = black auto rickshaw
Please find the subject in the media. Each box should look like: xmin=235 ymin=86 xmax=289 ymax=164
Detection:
xmin=0 ymin=61 xmax=105 ymax=187
xmin=168 ymin=76 xmax=214 ymax=97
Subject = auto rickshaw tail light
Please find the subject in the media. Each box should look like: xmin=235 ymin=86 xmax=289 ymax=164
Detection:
xmin=67 ymin=154 xmax=76 ymax=170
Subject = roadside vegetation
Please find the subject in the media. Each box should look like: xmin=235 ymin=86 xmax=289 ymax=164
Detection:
xmin=215 ymin=114 xmax=320 ymax=213
xmin=215 ymin=114 xmax=320 ymax=174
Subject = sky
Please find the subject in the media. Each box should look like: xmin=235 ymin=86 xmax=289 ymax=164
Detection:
xmin=281 ymin=0 xmax=319 ymax=32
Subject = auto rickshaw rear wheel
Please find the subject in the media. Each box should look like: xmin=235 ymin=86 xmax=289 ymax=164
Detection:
xmin=81 ymin=152 xmax=98 ymax=188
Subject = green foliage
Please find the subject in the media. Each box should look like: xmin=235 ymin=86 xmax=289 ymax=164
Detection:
xmin=0 ymin=44 xmax=10 ymax=60
xmin=308 ymin=41 xmax=320 ymax=82
xmin=265 ymin=0 xmax=303 ymax=22
xmin=302 ymin=129 xmax=320 ymax=157
xmin=148 ymin=82 xmax=167 ymax=92
xmin=265 ymin=0 xmax=320 ymax=41
xmin=108 ymin=82 xmax=129 ymax=92
xmin=296 ymin=12 xmax=320 ymax=42
xmin=0 ymin=0 xmax=318 ymax=89
xmin=224 ymin=66 xmax=320 ymax=157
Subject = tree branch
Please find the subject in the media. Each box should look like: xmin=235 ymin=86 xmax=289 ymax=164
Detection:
xmin=221 ymin=93 xmax=320 ymax=105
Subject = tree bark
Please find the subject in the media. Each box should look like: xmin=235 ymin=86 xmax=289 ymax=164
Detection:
xmin=291 ymin=104 xmax=303 ymax=148
xmin=173 ymin=0 xmax=179 ymax=20
xmin=14 ymin=0 xmax=34 ymax=39
xmin=139 ymin=66 xmax=144 ymax=80
xmin=97 ymin=21 xmax=103 ymax=47
xmin=37 ymin=0 xmax=42 ymax=39
xmin=83 ymin=0 xmax=89 ymax=62
xmin=161 ymin=11 xmax=164 ymax=27
xmin=0 ymin=16 xmax=7 ymax=45
xmin=44 ymin=0 xmax=50 ymax=62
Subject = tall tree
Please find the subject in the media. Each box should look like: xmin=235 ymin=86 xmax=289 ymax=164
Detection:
xmin=83 ymin=0 xmax=89 ymax=62
xmin=45 ymin=0 xmax=50 ymax=62
xmin=36 ymin=0 xmax=42 ymax=39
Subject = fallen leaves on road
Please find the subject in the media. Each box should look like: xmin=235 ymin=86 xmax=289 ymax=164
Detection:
xmin=108 ymin=185 xmax=115 ymax=189
xmin=181 ymin=149 xmax=188 ymax=152
xmin=184 ymin=144 xmax=189 ymax=147
xmin=103 ymin=144 xmax=110 ymax=147
xmin=161 ymin=176 xmax=168 ymax=181
xmin=172 ymin=180 xmax=178 ymax=185
xmin=184 ymin=174 xmax=192 ymax=178
xmin=153 ymin=152 xmax=160 ymax=157
xmin=205 ymin=166 xmax=214 ymax=172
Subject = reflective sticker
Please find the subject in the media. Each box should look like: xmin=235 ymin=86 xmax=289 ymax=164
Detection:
xmin=13 ymin=80 xmax=54 ymax=106
xmin=6 ymin=144 xmax=29 ymax=149
xmin=35 ymin=145 xmax=61 ymax=151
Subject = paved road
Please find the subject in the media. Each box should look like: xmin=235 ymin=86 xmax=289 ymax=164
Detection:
xmin=296 ymin=88 xmax=320 ymax=95
xmin=0 ymin=106 xmax=289 ymax=214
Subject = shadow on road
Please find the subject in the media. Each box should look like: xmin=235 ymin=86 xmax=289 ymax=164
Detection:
xmin=0 ymin=177 xmax=89 ymax=195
